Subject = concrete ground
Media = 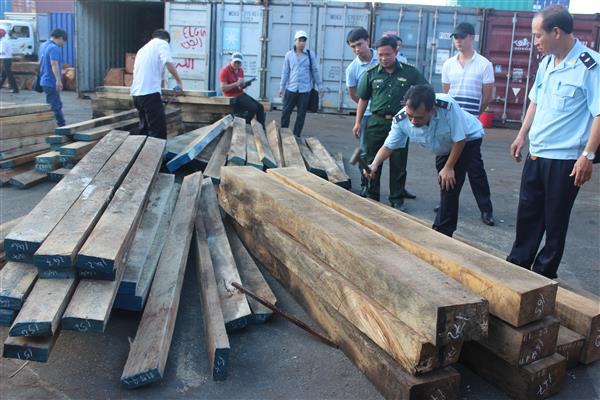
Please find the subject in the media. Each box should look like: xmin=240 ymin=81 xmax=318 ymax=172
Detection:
xmin=1 ymin=90 xmax=598 ymax=399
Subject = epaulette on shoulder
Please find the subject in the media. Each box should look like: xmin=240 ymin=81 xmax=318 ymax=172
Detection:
xmin=435 ymin=99 xmax=451 ymax=109
xmin=400 ymin=61 xmax=416 ymax=68
xmin=394 ymin=111 xmax=407 ymax=123
xmin=367 ymin=63 xmax=380 ymax=72
xmin=579 ymin=52 xmax=597 ymax=69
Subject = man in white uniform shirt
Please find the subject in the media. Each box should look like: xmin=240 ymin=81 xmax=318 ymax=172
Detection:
xmin=130 ymin=29 xmax=183 ymax=139
xmin=0 ymin=28 xmax=18 ymax=93
xmin=441 ymin=22 xmax=495 ymax=226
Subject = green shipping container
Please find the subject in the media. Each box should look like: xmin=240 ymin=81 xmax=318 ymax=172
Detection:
xmin=449 ymin=0 xmax=534 ymax=12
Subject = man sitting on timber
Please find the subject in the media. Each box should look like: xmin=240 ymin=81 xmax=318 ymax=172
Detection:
xmin=130 ymin=29 xmax=183 ymax=139
xmin=367 ymin=84 xmax=488 ymax=237
xmin=220 ymin=52 xmax=265 ymax=128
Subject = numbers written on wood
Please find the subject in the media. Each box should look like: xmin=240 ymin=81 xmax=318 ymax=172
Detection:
xmin=534 ymin=293 xmax=546 ymax=317
xmin=536 ymin=373 xmax=553 ymax=397
xmin=447 ymin=314 xmax=470 ymax=340
xmin=124 ymin=371 xmax=156 ymax=387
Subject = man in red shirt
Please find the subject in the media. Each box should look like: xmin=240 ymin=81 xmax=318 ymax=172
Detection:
xmin=219 ymin=52 xmax=265 ymax=128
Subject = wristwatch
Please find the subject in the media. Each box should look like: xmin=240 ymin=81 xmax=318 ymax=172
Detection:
xmin=582 ymin=151 xmax=596 ymax=161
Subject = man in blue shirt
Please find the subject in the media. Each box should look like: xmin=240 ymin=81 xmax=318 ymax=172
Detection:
xmin=345 ymin=27 xmax=378 ymax=197
xmin=38 ymin=29 xmax=67 ymax=127
xmin=507 ymin=6 xmax=600 ymax=279
xmin=367 ymin=85 xmax=486 ymax=237
xmin=279 ymin=30 xmax=324 ymax=137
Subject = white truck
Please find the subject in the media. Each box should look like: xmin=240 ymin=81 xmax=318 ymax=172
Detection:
xmin=0 ymin=12 xmax=46 ymax=59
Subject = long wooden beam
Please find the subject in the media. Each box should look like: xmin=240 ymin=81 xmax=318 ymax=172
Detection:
xmin=556 ymin=326 xmax=585 ymax=369
xmin=204 ymin=128 xmax=233 ymax=184
xmin=265 ymin=120 xmax=283 ymax=167
xmin=0 ymin=262 xmax=37 ymax=310
xmin=227 ymin=117 xmax=247 ymax=166
xmin=251 ymin=120 xmax=277 ymax=168
xmin=3 ymin=333 xmax=59 ymax=363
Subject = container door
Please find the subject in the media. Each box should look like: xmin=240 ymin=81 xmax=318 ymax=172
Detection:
xmin=316 ymin=2 xmax=371 ymax=112
xmin=214 ymin=1 xmax=264 ymax=99
xmin=265 ymin=1 xmax=319 ymax=107
xmin=164 ymin=1 xmax=212 ymax=91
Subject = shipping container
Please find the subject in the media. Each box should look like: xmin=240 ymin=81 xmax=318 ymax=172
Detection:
xmin=50 ymin=12 xmax=75 ymax=66
xmin=0 ymin=0 xmax=12 ymax=19
xmin=481 ymin=10 xmax=600 ymax=123
xmin=213 ymin=1 xmax=264 ymax=99
xmin=11 ymin=0 xmax=36 ymax=13
xmin=37 ymin=0 xmax=75 ymax=13
xmin=164 ymin=1 xmax=212 ymax=92
xmin=76 ymin=0 xmax=164 ymax=92
xmin=372 ymin=4 xmax=484 ymax=93
xmin=450 ymin=0 xmax=535 ymax=12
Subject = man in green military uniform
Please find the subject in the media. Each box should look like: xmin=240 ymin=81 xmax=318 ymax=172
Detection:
xmin=353 ymin=35 xmax=428 ymax=211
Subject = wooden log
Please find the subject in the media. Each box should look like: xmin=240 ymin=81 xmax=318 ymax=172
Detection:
xmin=46 ymin=135 xmax=70 ymax=145
xmin=0 ymin=308 xmax=17 ymax=326
xmin=0 ymin=120 xmax=55 ymax=140
xmin=97 ymin=86 xmax=218 ymax=99
xmin=478 ymin=315 xmax=560 ymax=367
xmin=554 ymin=285 xmax=600 ymax=364
xmin=251 ymin=120 xmax=277 ymax=168
xmin=47 ymin=168 xmax=70 ymax=182
xmin=119 ymin=174 xmax=176 ymax=295
xmin=219 ymin=167 xmax=488 ymax=346
xmin=121 ymin=171 xmax=203 ymax=389
xmin=227 ymin=117 xmax=247 ymax=166
xmin=33 ymin=136 xmax=146 ymax=278
xmin=279 ymin=128 xmax=305 ymax=169
xmin=55 ymin=109 xmax=138 ymax=135
xmin=236 ymin=218 xmax=461 ymax=374
xmin=35 ymin=151 xmax=60 ymax=164
xmin=233 ymin=221 xmax=462 ymax=400
xmin=0 ymin=149 xmax=50 ymax=169
xmin=3 ymin=333 xmax=59 ymax=363
xmin=556 ymin=326 xmax=585 ymax=369
xmin=165 ymin=127 xmax=219 ymax=164
xmin=0 ymin=262 xmax=37 ymax=310
xmin=265 ymin=120 xmax=284 ymax=167
xmin=0 ymin=162 xmax=34 ymax=186
xmin=0 ymin=143 xmax=50 ymax=161
xmin=204 ymin=127 xmax=233 ymax=184
xmin=297 ymin=138 xmax=327 ymax=178
xmin=201 ymin=179 xmax=252 ymax=331
xmin=9 ymin=169 xmax=47 ymax=189
xmin=1 ymin=135 xmax=48 ymax=152
xmin=268 ymin=168 xmax=557 ymax=327
xmin=461 ymin=342 xmax=567 ymax=400
xmin=59 ymin=140 xmax=98 ymax=156
xmin=193 ymin=207 xmax=230 ymax=381
xmin=166 ymin=114 xmax=233 ymax=172
xmin=305 ymin=137 xmax=350 ymax=188
xmin=76 ymin=137 xmax=165 ymax=280
xmin=245 ymin=124 xmax=263 ymax=170
xmin=9 ymin=278 xmax=76 ymax=337
xmin=72 ymin=118 xmax=139 ymax=141
xmin=0 ymin=216 xmax=26 ymax=253
xmin=224 ymin=219 xmax=275 ymax=324
xmin=0 ymin=103 xmax=50 ymax=118
xmin=4 ymin=131 xmax=130 ymax=262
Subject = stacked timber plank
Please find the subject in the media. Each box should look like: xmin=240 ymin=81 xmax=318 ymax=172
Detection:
xmin=92 ymin=86 xmax=229 ymax=130
xmin=5 ymin=62 xmax=38 ymax=90
xmin=1 ymin=103 xmax=55 ymax=187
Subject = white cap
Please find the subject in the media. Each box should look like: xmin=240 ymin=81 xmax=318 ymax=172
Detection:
xmin=294 ymin=30 xmax=308 ymax=40
xmin=231 ymin=52 xmax=243 ymax=63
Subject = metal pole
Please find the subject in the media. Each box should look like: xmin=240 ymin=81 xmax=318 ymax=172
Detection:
xmin=521 ymin=31 xmax=535 ymax=122
xmin=337 ymin=4 xmax=348 ymax=112
xmin=428 ymin=8 xmax=438 ymax=82
xmin=259 ymin=0 xmax=269 ymax=100
xmin=415 ymin=8 xmax=423 ymax=70
xmin=450 ymin=9 xmax=458 ymax=58
xmin=502 ymin=13 xmax=517 ymax=124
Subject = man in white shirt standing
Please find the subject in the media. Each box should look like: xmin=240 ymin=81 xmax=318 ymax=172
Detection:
xmin=130 ymin=29 xmax=183 ymax=139
xmin=441 ymin=22 xmax=495 ymax=226
xmin=0 ymin=28 xmax=18 ymax=93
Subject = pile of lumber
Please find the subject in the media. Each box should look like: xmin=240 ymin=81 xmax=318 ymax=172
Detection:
xmin=0 ymin=104 xmax=55 ymax=188
xmin=3 ymin=62 xmax=38 ymax=91
xmin=218 ymin=166 xmax=600 ymax=399
xmin=166 ymin=116 xmax=350 ymax=189
xmin=92 ymin=86 xmax=226 ymax=130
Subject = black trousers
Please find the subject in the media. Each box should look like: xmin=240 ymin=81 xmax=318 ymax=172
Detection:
xmin=467 ymin=140 xmax=493 ymax=214
xmin=234 ymin=92 xmax=265 ymax=127
xmin=132 ymin=92 xmax=167 ymax=139
xmin=507 ymin=156 xmax=580 ymax=279
xmin=433 ymin=139 xmax=483 ymax=237
xmin=1 ymin=58 xmax=18 ymax=92
xmin=281 ymin=90 xmax=310 ymax=137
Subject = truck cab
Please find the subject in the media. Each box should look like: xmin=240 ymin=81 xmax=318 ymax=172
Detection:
xmin=0 ymin=20 xmax=36 ymax=58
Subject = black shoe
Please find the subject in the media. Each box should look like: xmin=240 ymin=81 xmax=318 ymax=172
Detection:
xmin=481 ymin=211 xmax=495 ymax=226
xmin=401 ymin=189 xmax=416 ymax=199
xmin=359 ymin=186 xmax=368 ymax=198
xmin=10 ymin=89 xmax=19 ymax=93
xmin=390 ymin=201 xmax=407 ymax=212
xmin=433 ymin=204 xmax=440 ymax=212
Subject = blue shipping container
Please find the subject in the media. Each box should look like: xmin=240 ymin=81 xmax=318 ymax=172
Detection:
xmin=50 ymin=12 xmax=75 ymax=66
xmin=0 ymin=0 xmax=12 ymax=19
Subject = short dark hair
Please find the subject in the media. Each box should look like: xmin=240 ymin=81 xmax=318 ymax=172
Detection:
xmin=152 ymin=29 xmax=171 ymax=42
xmin=374 ymin=36 xmax=397 ymax=50
xmin=538 ymin=5 xmax=573 ymax=34
xmin=385 ymin=33 xmax=402 ymax=43
xmin=51 ymin=28 xmax=67 ymax=41
xmin=404 ymin=85 xmax=436 ymax=111
xmin=346 ymin=27 xmax=369 ymax=44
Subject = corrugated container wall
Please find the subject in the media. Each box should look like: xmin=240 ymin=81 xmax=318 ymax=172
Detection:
xmin=481 ymin=10 xmax=600 ymax=123
xmin=76 ymin=0 xmax=164 ymax=93
xmin=450 ymin=0 xmax=535 ymax=11
xmin=0 ymin=0 xmax=12 ymax=19
xmin=373 ymin=4 xmax=483 ymax=93
xmin=50 ymin=12 xmax=75 ymax=66
xmin=37 ymin=0 xmax=75 ymax=13
xmin=213 ymin=1 xmax=264 ymax=99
